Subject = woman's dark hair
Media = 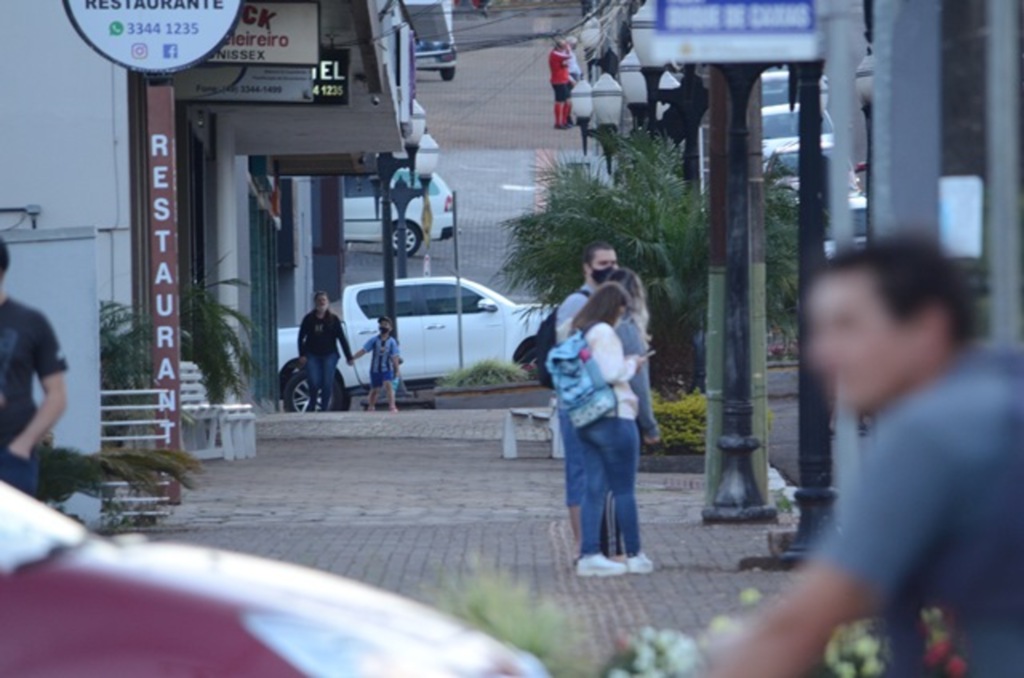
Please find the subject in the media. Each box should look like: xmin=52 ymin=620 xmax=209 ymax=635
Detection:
xmin=572 ymin=282 xmax=630 ymax=332
xmin=823 ymin=237 xmax=973 ymax=345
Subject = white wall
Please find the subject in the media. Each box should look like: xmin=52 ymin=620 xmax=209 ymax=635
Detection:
xmin=277 ymin=178 xmax=315 ymax=328
xmin=0 ymin=2 xmax=131 ymax=262
xmin=4 ymin=229 xmax=102 ymax=455
xmin=97 ymin=228 xmax=133 ymax=303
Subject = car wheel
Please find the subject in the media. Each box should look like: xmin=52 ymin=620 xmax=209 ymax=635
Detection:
xmin=391 ymin=222 xmax=423 ymax=257
xmin=441 ymin=67 xmax=456 ymax=82
xmin=284 ymin=370 xmax=313 ymax=412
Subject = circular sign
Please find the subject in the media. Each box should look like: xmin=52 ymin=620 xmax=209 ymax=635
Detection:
xmin=63 ymin=0 xmax=243 ymax=74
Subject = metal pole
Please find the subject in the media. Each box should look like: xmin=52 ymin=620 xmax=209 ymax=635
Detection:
xmin=453 ymin=191 xmax=464 ymax=369
xmin=682 ymin=64 xmax=709 ymax=183
xmin=987 ymin=0 xmax=1021 ymax=346
xmin=784 ymin=62 xmax=835 ymax=562
xmin=870 ymin=0 xmax=894 ymax=235
xmin=642 ymin=67 xmax=663 ymax=134
xmin=826 ymin=0 xmax=862 ymax=506
xmin=377 ymin=154 xmax=398 ymax=336
xmin=703 ymin=63 xmax=776 ymax=524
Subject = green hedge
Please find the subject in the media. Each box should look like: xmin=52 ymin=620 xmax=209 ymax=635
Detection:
xmin=652 ymin=392 xmax=707 ymax=455
xmin=438 ymin=360 xmax=530 ymax=388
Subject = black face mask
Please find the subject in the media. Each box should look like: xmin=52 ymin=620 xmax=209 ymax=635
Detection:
xmin=379 ymin=327 xmax=390 ymax=335
xmin=591 ymin=267 xmax=615 ymax=284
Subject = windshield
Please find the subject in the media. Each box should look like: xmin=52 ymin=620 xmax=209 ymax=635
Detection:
xmin=762 ymin=110 xmax=799 ymax=140
xmin=0 ymin=484 xmax=88 ymax=573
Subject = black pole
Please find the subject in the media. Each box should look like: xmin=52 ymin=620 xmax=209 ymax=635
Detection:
xmin=394 ymin=144 xmax=419 ymax=279
xmin=681 ymin=64 xmax=709 ymax=183
xmin=376 ymin=153 xmax=399 ymax=336
xmin=703 ymin=63 xmax=776 ymax=524
xmin=578 ymin=116 xmax=591 ymax=155
xmin=627 ymin=103 xmax=648 ymax=133
xmin=783 ymin=61 xmax=835 ymax=560
xmin=641 ymin=66 xmax=663 ymax=134
xmin=863 ymin=102 xmax=872 ymax=240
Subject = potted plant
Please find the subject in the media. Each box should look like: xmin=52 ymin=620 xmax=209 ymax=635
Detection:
xmin=433 ymin=359 xmax=552 ymax=410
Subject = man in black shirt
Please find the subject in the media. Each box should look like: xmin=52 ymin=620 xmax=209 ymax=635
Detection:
xmin=0 ymin=238 xmax=67 ymax=496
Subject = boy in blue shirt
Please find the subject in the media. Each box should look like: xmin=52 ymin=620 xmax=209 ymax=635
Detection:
xmin=351 ymin=316 xmax=401 ymax=412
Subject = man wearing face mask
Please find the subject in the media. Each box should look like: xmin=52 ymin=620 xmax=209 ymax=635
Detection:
xmin=351 ymin=317 xmax=401 ymax=413
xmin=555 ymin=241 xmax=618 ymax=555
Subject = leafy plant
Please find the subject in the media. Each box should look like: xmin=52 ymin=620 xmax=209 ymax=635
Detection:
xmin=433 ymin=563 xmax=590 ymax=678
xmin=651 ymin=392 xmax=707 ymax=455
xmin=438 ymin=359 xmax=531 ymax=388
xmin=502 ymin=132 xmax=798 ymax=387
xmin=37 ymin=446 xmax=104 ymax=504
xmin=181 ymin=279 xmax=254 ymax=403
xmin=99 ymin=301 xmax=153 ymax=391
xmin=97 ymin=448 xmax=202 ymax=496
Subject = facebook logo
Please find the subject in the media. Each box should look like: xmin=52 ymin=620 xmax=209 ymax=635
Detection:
xmin=163 ymin=44 xmax=179 ymax=59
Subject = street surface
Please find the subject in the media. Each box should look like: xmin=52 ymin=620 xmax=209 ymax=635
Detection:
xmin=157 ymin=412 xmax=792 ymax=657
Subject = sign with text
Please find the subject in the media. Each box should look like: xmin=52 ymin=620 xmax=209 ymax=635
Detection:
xmin=208 ymin=2 xmax=319 ymax=66
xmin=311 ymin=48 xmax=349 ymax=105
xmin=652 ymin=0 xmax=821 ymax=63
xmin=176 ymin=66 xmax=314 ymax=102
xmin=63 ymin=0 xmax=243 ymax=73
xmin=146 ymin=84 xmax=182 ymax=450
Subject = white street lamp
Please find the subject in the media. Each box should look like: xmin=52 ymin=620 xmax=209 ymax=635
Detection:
xmin=656 ymin=70 xmax=679 ymax=121
xmin=407 ymin=100 xmax=427 ymax=147
xmin=416 ymin=133 xmax=440 ymax=178
xmin=572 ymin=80 xmax=594 ymax=155
xmin=592 ymin=73 xmax=623 ymax=127
xmin=619 ymin=50 xmax=646 ymax=105
xmin=630 ymin=1 xmax=660 ymax=69
xmin=580 ymin=18 xmax=601 ymax=53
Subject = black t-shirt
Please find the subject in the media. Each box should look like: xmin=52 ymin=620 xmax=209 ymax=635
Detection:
xmin=0 ymin=299 xmax=67 ymax=447
xmin=298 ymin=311 xmax=353 ymax=360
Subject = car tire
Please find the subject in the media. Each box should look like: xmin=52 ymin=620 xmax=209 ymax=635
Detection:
xmin=441 ymin=67 xmax=456 ymax=82
xmin=284 ymin=370 xmax=351 ymax=412
xmin=391 ymin=222 xmax=423 ymax=257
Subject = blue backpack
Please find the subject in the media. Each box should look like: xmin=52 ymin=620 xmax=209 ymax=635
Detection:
xmin=545 ymin=329 xmax=617 ymax=429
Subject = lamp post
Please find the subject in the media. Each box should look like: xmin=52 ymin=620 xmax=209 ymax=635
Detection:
xmin=619 ymin=50 xmax=647 ymax=131
xmin=783 ymin=61 xmax=834 ymax=560
xmin=572 ymin=80 xmax=594 ymax=154
xmin=592 ymin=73 xmax=624 ymax=174
xmin=630 ymin=1 xmax=665 ymax=135
xmin=856 ymin=52 xmax=874 ymax=238
xmin=655 ymin=70 xmax=680 ymax=133
xmin=680 ymin=64 xmax=709 ymax=183
xmin=393 ymin=101 xmax=427 ymax=279
xmin=702 ymin=63 xmax=777 ymax=524
xmin=416 ymin=133 xmax=440 ymax=222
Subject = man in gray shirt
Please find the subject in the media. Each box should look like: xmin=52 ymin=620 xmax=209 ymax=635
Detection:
xmin=711 ymin=239 xmax=1024 ymax=677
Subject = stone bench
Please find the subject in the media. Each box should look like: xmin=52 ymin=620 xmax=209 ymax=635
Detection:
xmin=501 ymin=407 xmax=564 ymax=460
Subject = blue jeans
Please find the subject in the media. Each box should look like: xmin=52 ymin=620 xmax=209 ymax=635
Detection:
xmin=0 ymin=447 xmax=39 ymax=497
xmin=578 ymin=417 xmax=641 ymax=557
xmin=305 ymin=353 xmax=340 ymax=412
xmin=559 ymin=408 xmax=586 ymax=507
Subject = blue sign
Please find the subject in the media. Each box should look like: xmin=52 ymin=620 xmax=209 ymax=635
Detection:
xmin=653 ymin=0 xmax=821 ymax=63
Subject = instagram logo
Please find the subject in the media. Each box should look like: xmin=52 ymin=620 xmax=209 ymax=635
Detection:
xmin=131 ymin=43 xmax=148 ymax=60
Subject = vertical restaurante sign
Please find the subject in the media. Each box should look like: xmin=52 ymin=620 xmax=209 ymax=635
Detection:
xmin=64 ymin=1 xmax=244 ymax=451
xmin=63 ymin=0 xmax=244 ymax=73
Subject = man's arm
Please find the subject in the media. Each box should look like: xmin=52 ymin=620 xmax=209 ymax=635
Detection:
xmin=708 ymin=564 xmax=879 ymax=678
xmin=9 ymin=372 xmax=66 ymax=459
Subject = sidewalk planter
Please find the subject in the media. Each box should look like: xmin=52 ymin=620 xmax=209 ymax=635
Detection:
xmin=434 ymin=381 xmax=552 ymax=410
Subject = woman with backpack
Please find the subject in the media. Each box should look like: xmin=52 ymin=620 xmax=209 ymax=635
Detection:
xmin=560 ymin=282 xmax=654 ymax=577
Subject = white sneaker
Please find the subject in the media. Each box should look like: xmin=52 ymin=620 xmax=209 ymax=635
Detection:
xmin=576 ymin=554 xmax=628 ymax=577
xmin=626 ymin=553 xmax=654 ymax=574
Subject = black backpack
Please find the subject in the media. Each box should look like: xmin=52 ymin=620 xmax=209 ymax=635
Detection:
xmin=535 ymin=290 xmax=590 ymax=389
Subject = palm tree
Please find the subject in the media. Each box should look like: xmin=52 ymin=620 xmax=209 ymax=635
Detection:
xmin=501 ymin=132 xmax=797 ymax=388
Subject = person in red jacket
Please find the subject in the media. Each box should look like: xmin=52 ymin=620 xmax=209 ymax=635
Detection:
xmin=549 ymin=39 xmax=573 ymax=129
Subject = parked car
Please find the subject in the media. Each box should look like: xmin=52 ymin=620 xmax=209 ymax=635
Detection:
xmin=764 ymin=139 xmax=862 ymax=195
xmin=279 ymin=278 xmax=542 ymax=411
xmin=760 ymin=67 xmax=829 ymax=108
xmin=824 ymin=194 xmax=869 ymax=258
xmin=762 ymin=103 xmax=835 ymax=157
xmin=408 ymin=0 xmax=456 ymax=81
xmin=0 ymin=485 xmax=547 ymax=677
xmin=343 ymin=171 xmax=454 ymax=257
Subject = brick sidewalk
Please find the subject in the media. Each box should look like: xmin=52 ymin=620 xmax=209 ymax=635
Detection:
xmin=155 ymin=430 xmax=792 ymax=659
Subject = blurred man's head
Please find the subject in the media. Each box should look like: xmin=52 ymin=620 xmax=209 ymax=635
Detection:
xmin=809 ymin=238 xmax=973 ymax=415
xmin=582 ymin=241 xmax=618 ymax=287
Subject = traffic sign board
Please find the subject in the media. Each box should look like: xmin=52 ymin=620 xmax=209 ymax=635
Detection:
xmin=652 ymin=0 xmax=822 ymax=64
xmin=63 ymin=0 xmax=243 ymax=73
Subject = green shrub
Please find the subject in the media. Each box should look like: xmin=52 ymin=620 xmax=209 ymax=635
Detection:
xmin=433 ymin=563 xmax=591 ymax=677
xmin=38 ymin=447 xmax=104 ymax=504
xmin=652 ymin=392 xmax=707 ymax=455
xmin=438 ymin=359 xmax=530 ymax=388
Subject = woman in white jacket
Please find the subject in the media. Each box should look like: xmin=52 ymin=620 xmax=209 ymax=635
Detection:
xmin=569 ymin=282 xmax=654 ymax=577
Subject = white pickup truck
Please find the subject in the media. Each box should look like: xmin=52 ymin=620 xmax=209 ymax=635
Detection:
xmin=278 ymin=277 xmax=542 ymax=411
